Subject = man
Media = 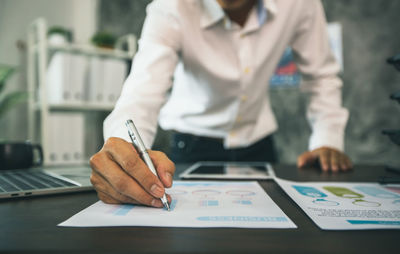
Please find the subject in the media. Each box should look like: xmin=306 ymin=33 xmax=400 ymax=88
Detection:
xmin=90 ymin=0 xmax=352 ymax=207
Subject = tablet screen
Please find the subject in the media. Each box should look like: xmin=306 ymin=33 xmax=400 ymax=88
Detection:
xmin=180 ymin=162 xmax=274 ymax=179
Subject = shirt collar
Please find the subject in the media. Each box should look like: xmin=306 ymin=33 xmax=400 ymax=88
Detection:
xmin=200 ymin=0 xmax=278 ymax=29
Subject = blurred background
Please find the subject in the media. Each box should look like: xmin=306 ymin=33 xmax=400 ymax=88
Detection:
xmin=0 ymin=0 xmax=399 ymax=167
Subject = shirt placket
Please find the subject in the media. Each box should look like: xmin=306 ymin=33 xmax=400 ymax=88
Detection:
xmin=227 ymin=27 xmax=253 ymax=147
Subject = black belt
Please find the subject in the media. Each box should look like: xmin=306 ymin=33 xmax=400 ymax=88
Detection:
xmin=171 ymin=130 xmax=224 ymax=144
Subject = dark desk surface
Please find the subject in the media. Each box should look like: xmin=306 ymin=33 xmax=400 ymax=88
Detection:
xmin=1 ymin=164 xmax=399 ymax=254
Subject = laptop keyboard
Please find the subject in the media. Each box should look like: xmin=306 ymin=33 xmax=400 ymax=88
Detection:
xmin=0 ymin=171 xmax=77 ymax=193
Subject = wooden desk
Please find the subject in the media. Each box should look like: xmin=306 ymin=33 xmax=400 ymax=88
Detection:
xmin=1 ymin=164 xmax=398 ymax=253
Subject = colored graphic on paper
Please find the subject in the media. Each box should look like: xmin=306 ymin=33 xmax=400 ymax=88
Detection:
xmin=323 ymin=186 xmax=363 ymax=199
xmin=197 ymin=216 xmax=288 ymax=222
xmin=384 ymin=186 xmax=400 ymax=195
xmin=199 ymin=200 xmax=219 ymax=207
xmin=192 ymin=189 xmax=221 ymax=196
xmin=292 ymin=185 xmax=327 ymax=198
xmin=226 ymin=190 xmax=256 ymax=196
xmin=166 ymin=189 xmax=188 ymax=196
xmin=323 ymin=186 xmax=381 ymax=207
xmin=354 ymin=186 xmax=400 ymax=199
xmin=312 ymin=199 xmax=339 ymax=206
xmin=233 ymin=200 xmax=253 ymax=205
xmin=112 ymin=204 xmax=135 ymax=216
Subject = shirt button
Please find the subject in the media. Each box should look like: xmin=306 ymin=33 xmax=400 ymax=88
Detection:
xmin=236 ymin=116 xmax=242 ymax=122
xmin=244 ymin=67 xmax=250 ymax=74
xmin=177 ymin=141 xmax=185 ymax=149
xmin=240 ymin=33 xmax=246 ymax=38
xmin=230 ymin=131 xmax=236 ymax=137
xmin=241 ymin=95 xmax=248 ymax=101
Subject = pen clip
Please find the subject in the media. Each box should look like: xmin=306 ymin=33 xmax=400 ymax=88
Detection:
xmin=125 ymin=119 xmax=147 ymax=154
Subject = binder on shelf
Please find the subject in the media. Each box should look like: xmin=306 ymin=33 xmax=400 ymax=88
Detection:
xmin=102 ymin=58 xmax=127 ymax=106
xmin=45 ymin=112 xmax=85 ymax=165
xmin=46 ymin=113 xmax=61 ymax=164
xmin=86 ymin=57 xmax=127 ymax=106
xmin=87 ymin=56 xmax=104 ymax=103
xmin=70 ymin=113 xmax=85 ymax=164
xmin=46 ymin=52 xmax=88 ymax=105
xmin=69 ymin=54 xmax=88 ymax=104
xmin=46 ymin=52 xmax=71 ymax=104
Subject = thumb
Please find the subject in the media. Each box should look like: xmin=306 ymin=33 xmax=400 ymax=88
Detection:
xmin=297 ymin=151 xmax=318 ymax=168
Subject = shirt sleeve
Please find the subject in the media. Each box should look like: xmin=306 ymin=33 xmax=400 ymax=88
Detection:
xmin=103 ymin=1 xmax=181 ymax=148
xmin=290 ymin=0 xmax=349 ymax=151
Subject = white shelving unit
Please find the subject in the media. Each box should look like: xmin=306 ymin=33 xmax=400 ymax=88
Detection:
xmin=27 ymin=18 xmax=136 ymax=165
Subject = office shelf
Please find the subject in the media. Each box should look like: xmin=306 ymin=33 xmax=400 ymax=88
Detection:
xmin=29 ymin=43 xmax=134 ymax=60
xmin=27 ymin=18 xmax=136 ymax=165
xmin=33 ymin=102 xmax=115 ymax=112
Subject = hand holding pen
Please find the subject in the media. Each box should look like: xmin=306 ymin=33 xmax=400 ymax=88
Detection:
xmin=89 ymin=122 xmax=175 ymax=209
xmin=125 ymin=119 xmax=171 ymax=210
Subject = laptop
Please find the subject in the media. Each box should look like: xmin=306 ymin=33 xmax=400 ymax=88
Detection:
xmin=0 ymin=165 xmax=93 ymax=199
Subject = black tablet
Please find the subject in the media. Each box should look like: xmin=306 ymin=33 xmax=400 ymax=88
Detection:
xmin=179 ymin=161 xmax=275 ymax=180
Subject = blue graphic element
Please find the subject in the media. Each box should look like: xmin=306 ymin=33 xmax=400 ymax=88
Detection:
xmin=393 ymin=200 xmax=400 ymax=205
xmin=292 ymin=185 xmax=327 ymax=198
xmin=233 ymin=200 xmax=252 ymax=205
xmin=199 ymin=200 xmax=219 ymax=207
xmin=173 ymin=182 xmax=251 ymax=187
xmin=312 ymin=198 xmax=339 ymax=206
xmin=165 ymin=199 xmax=177 ymax=211
xmin=207 ymin=200 xmax=218 ymax=206
xmin=347 ymin=220 xmax=400 ymax=225
xmin=354 ymin=186 xmax=400 ymax=199
xmin=197 ymin=216 xmax=288 ymax=222
xmin=114 ymin=204 xmax=135 ymax=216
xmin=240 ymin=200 xmax=252 ymax=205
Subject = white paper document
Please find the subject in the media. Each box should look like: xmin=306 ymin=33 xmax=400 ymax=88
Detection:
xmin=276 ymin=178 xmax=400 ymax=230
xmin=59 ymin=181 xmax=296 ymax=228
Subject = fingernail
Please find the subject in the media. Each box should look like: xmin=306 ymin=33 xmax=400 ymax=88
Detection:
xmin=165 ymin=172 xmax=172 ymax=184
xmin=151 ymin=199 xmax=162 ymax=207
xmin=151 ymin=184 xmax=164 ymax=197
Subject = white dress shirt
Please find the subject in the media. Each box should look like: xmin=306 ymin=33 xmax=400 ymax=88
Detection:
xmin=104 ymin=0 xmax=349 ymax=152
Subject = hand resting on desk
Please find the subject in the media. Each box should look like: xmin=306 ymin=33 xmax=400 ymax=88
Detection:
xmin=297 ymin=146 xmax=353 ymax=172
xmin=90 ymin=137 xmax=175 ymax=207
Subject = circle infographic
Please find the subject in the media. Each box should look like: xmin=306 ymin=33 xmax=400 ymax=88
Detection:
xmin=226 ymin=190 xmax=256 ymax=196
xmin=192 ymin=189 xmax=221 ymax=196
xmin=166 ymin=189 xmax=188 ymax=195
xmin=312 ymin=199 xmax=339 ymax=206
xmin=352 ymin=199 xmax=381 ymax=207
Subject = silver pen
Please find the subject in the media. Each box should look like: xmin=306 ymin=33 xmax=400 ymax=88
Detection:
xmin=125 ymin=119 xmax=170 ymax=211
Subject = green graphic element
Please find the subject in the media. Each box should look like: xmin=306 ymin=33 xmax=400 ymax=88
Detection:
xmin=323 ymin=186 xmax=381 ymax=207
xmin=323 ymin=186 xmax=363 ymax=199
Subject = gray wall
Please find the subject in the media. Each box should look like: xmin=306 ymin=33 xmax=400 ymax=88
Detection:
xmin=98 ymin=0 xmax=400 ymax=165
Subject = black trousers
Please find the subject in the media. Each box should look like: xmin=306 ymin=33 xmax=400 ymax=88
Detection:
xmin=168 ymin=131 xmax=278 ymax=164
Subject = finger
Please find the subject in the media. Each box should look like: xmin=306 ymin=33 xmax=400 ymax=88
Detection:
xmin=342 ymin=156 xmax=353 ymax=171
xmin=330 ymin=150 xmax=339 ymax=173
xmin=103 ymin=138 xmax=166 ymax=198
xmin=95 ymin=170 xmax=172 ymax=207
xmin=318 ymin=149 xmax=330 ymax=172
xmin=97 ymin=190 xmax=121 ymax=204
xmin=166 ymin=194 xmax=172 ymax=204
xmin=90 ymin=150 xmax=164 ymax=206
xmin=149 ymin=150 xmax=175 ymax=187
xmin=297 ymin=151 xmax=318 ymax=168
xmin=91 ymin=171 xmax=163 ymax=207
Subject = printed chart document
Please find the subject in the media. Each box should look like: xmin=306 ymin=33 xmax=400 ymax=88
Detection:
xmin=59 ymin=181 xmax=296 ymax=228
xmin=276 ymin=178 xmax=400 ymax=230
